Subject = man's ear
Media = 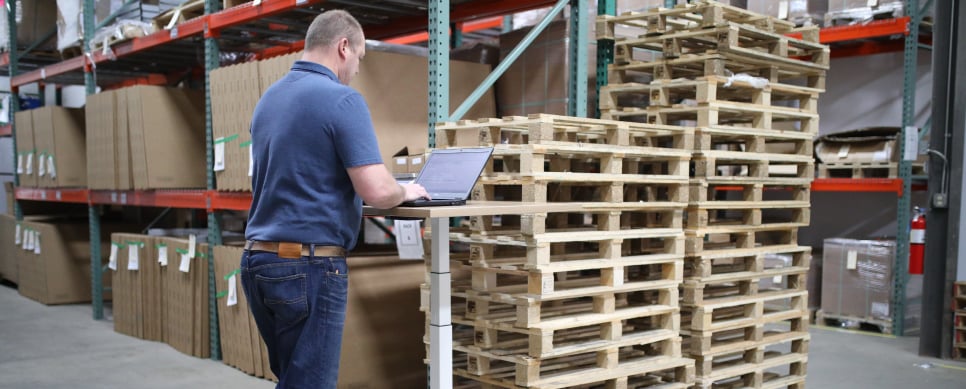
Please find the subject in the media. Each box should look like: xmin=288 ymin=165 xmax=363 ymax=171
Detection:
xmin=338 ymin=38 xmax=349 ymax=59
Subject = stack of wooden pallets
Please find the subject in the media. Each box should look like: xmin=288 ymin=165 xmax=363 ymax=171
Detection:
xmin=598 ymin=1 xmax=828 ymax=388
xmin=431 ymin=114 xmax=695 ymax=388
xmin=955 ymin=282 xmax=966 ymax=361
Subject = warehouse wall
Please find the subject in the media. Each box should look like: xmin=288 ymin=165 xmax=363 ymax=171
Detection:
xmin=801 ymin=50 xmax=933 ymax=249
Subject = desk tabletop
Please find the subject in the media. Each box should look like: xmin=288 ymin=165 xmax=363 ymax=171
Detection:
xmin=363 ymin=201 xmax=585 ymax=218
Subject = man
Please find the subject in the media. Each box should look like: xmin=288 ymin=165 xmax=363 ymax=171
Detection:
xmin=241 ymin=10 xmax=429 ymax=388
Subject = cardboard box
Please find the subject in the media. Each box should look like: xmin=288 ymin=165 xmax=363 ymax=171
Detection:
xmin=30 ymin=107 xmax=87 ymax=188
xmin=17 ymin=0 xmax=58 ymax=51
xmin=214 ymin=245 xmax=257 ymax=375
xmin=159 ymin=236 xmax=210 ymax=358
xmin=0 ymin=214 xmax=17 ymax=283
xmin=110 ymin=233 xmax=163 ymax=342
xmin=747 ymin=0 xmax=827 ymax=24
xmin=16 ymin=219 xmax=106 ymax=305
xmin=15 ymin=110 xmax=37 ymax=188
xmin=85 ymin=91 xmax=120 ymax=190
xmin=211 ymin=61 xmax=259 ymax=192
xmin=126 ymin=86 xmax=206 ymax=189
xmin=821 ymin=238 xmax=920 ymax=330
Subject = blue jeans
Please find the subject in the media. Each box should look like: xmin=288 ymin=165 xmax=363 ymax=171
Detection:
xmin=240 ymin=250 xmax=349 ymax=389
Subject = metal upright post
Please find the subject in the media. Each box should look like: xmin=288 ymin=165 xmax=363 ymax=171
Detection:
xmin=595 ymin=0 xmax=616 ymax=119
xmin=81 ymin=0 xmax=106 ymax=321
xmin=204 ymin=0 xmax=222 ymax=361
xmin=893 ymin=0 xmax=921 ymax=337
xmin=568 ymin=0 xmax=589 ymax=118
xmin=8 ymin=0 xmax=20 ymax=221
xmin=427 ymin=0 xmax=449 ymax=148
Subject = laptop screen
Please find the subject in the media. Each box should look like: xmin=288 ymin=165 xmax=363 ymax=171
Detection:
xmin=414 ymin=148 xmax=493 ymax=199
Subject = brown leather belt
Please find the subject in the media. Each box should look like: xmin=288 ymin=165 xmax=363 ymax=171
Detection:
xmin=245 ymin=241 xmax=346 ymax=259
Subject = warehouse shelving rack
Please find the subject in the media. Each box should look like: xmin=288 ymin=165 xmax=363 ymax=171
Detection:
xmin=5 ymin=0 xmax=596 ymax=364
xmin=4 ymin=0 xmax=932 ymax=367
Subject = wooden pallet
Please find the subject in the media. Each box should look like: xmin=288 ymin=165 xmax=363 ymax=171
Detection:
xmin=690 ymin=180 xmax=811 ymax=205
xmin=816 ymin=162 xmax=896 ymax=179
xmin=478 ymin=143 xmax=691 ymax=185
xmin=608 ymin=51 xmax=826 ymax=90
xmin=814 ymin=310 xmax=893 ymax=334
xmin=681 ymin=290 xmax=809 ymax=332
xmin=600 ymin=76 xmax=821 ymax=114
xmin=685 ymin=245 xmax=810 ymax=280
xmin=686 ymin=331 xmax=809 ymax=379
xmin=597 ymin=0 xmax=804 ymax=40
xmin=641 ymin=101 xmax=819 ymax=134
xmin=682 ymin=267 xmax=808 ymax=306
xmin=473 ymin=179 xmax=689 ymax=205
xmin=612 ymin=22 xmax=828 ymax=71
xmin=454 ymin=346 xmax=695 ymax=389
xmin=469 ymin=206 xmax=685 ymax=238
xmin=451 ymin=229 xmax=685 ymax=268
xmin=682 ymin=318 xmax=809 ymax=360
xmin=685 ymin=200 xmax=810 ymax=230
xmin=693 ymin=349 xmax=807 ymax=389
xmin=692 ymin=153 xmax=815 ymax=181
xmin=685 ymin=225 xmax=803 ymax=257
xmin=436 ymin=114 xmax=693 ymax=150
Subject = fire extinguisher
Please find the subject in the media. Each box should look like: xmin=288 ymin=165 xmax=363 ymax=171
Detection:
xmin=909 ymin=207 xmax=926 ymax=275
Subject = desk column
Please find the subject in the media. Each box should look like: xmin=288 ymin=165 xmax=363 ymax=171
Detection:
xmin=429 ymin=217 xmax=452 ymax=389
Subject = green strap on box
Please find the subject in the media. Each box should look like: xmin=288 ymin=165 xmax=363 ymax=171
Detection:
xmin=223 ymin=268 xmax=241 ymax=281
xmin=214 ymin=134 xmax=239 ymax=144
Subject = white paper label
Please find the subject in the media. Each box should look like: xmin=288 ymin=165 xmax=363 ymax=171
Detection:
xmin=393 ymin=220 xmax=424 ymax=260
xmin=773 ymin=275 xmax=783 ymax=284
xmin=37 ymin=153 xmax=46 ymax=176
xmin=33 ymin=232 xmax=40 ymax=254
xmin=158 ymin=246 xmax=168 ymax=266
xmin=871 ymin=301 xmax=889 ymax=317
xmin=395 ymin=157 xmax=407 ymax=165
xmin=214 ymin=141 xmax=226 ymax=171
xmin=15 ymin=224 xmax=21 ymax=246
xmin=248 ymin=145 xmax=254 ymax=177
xmin=846 ymin=250 xmax=858 ymax=270
xmin=24 ymin=230 xmax=33 ymax=251
xmin=188 ymin=235 xmax=197 ymax=259
xmin=25 ymin=153 xmax=33 ymax=175
xmin=868 ymin=0 xmax=878 ymax=7
xmin=837 ymin=144 xmax=850 ymax=159
xmin=127 ymin=245 xmax=140 ymax=271
xmin=779 ymin=0 xmax=789 ymax=19
xmin=227 ymin=274 xmax=238 ymax=307
xmin=904 ymin=126 xmax=919 ymax=161
xmin=411 ymin=157 xmax=423 ymax=165
xmin=47 ymin=155 xmax=56 ymax=178
xmin=16 ymin=154 xmax=23 ymax=174
xmin=109 ymin=244 xmax=119 ymax=271
xmin=179 ymin=253 xmax=191 ymax=273
xmin=872 ymin=150 xmax=890 ymax=162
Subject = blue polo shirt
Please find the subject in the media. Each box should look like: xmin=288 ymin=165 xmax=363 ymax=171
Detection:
xmin=245 ymin=61 xmax=382 ymax=250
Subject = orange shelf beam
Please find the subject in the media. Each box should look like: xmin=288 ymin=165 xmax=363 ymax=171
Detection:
xmin=88 ymin=190 xmax=209 ymax=209
xmin=210 ymin=191 xmax=253 ymax=212
xmin=15 ymin=188 xmax=91 ymax=203
xmin=819 ymin=16 xmax=911 ymax=43
xmin=0 ymin=124 xmax=11 ymax=137
xmin=385 ymin=16 xmax=504 ymax=45
xmin=812 ymin=178 xmax=904 ymax=195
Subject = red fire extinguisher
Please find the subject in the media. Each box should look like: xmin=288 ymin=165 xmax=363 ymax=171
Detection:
xmin=909 ymin=207 xmax=925 ymax=275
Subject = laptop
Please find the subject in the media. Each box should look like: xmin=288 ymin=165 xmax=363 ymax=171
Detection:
xmin=400 ymin=147 xmax=494 ymax=207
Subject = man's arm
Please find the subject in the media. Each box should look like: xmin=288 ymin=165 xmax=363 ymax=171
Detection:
xmin=347 ymin=164 xmax=430 ymax=209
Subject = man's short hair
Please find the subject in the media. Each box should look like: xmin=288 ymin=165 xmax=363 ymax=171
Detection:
xmin=305 ymin=10 xmax=364 ymax=51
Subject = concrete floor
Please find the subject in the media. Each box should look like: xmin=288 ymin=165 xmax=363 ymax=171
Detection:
xmin=1 ymin=283 xmax=965 ymax=388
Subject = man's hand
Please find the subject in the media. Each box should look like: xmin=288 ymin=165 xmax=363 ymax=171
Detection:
xmin=400 ymin=183 xmax=430 ymax=202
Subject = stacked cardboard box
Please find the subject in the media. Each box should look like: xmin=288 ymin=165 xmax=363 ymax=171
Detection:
xmin=14 ymin=218 xmax=113 ymax=305
xmin=598 ymin=1 xmax=829 ymax=387
xmin=31 ymin=106 xmax=87 ymax=188
xmin=86 ymin=86 xmax=205 ymax=190
xmin=155 ymin=236 xmax=210 ymax=358
xmin=818 ymin=239 xmax=921 ymax=334
xmin=109 ymin=233 xmax=164 ymax=342
xmin=211 ymin=48 xmax=497 ymax=191
xmin=435 ymin=115 xmax=695 ymax=387
xmin=0 ymin=214 xmax=17 ymax=283
xmin=15 ymin=110 xmax=37 ymax=188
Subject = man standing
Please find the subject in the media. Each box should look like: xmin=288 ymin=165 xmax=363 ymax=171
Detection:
xmin=241 ymin=10 xmax=429 ymax=388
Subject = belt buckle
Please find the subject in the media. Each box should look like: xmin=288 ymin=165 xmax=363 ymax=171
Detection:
xmin=277 ymin=242 xmax=302 ymax=259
